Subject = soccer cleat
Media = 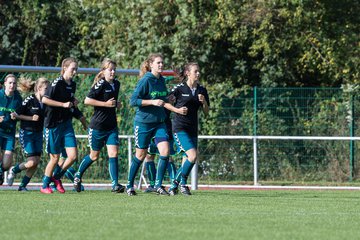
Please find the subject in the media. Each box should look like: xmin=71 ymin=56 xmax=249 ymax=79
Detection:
xmin=0 ymin=169 xmax=3 ymax=185
xmin=18 ymin=186 xmax=29 ymax=192
xmin=40 ymin=187 xmax=53 ymax=194
xmin=73 ymin=184 xmax=85 ymax=192
xmin=156 ymin=186 xmax=170 ymax=196
xmin=143 ymin=186 xmax=157 ymax=193
xmin=51 ymin=177 xmax=65 ymax=193
xmin=168 ymin=187 xmax=178 ymax=196
xmin=126 ymin=187 xmax=137 ymax=196
xmin=111 ymin=184 xmax=125 ymax=193
xmin=50 ymin=183 xmax=57 ymax=192
xmin=73 ymin=177 xmax=82 ymax=193
xmin=7 ymin=167 xmax=15 ymax=186
xmin=180 ymin=185 xmax=192 ymax=196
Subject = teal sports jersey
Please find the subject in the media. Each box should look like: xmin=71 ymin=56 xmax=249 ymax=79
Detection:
xmin=0 ymin=89 xmax=22 ymax=137
xmin=130 ymin=72 xmax=168 ymax=124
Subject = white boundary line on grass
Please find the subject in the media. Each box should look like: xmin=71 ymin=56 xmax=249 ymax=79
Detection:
xmin=2 ymin=183 xmax=360 ymax=191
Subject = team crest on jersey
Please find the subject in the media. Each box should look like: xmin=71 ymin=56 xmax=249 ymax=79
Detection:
xmin=22 ymin=96 xmax=34 ymax=106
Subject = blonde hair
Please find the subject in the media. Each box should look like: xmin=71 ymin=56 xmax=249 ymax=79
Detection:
xmin=139 ymin=53 xmax=163 ymax=78
xmin=4 ymin=74 xmax=17 ymax=83
xmin=92 ymin=58 xmax=117 ymax=87
xmin=3 ymin=74 xmax=17 ymax=91
xmin=61 ymin=57 xmax=77 ymax=75
xmin=18 ymin=77 xmax=49 ymax=93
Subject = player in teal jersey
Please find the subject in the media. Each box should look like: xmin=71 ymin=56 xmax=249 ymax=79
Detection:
xmin=0 ymin=74 xmax=22 ymax=185
xmin=6 ymin=77 xmax=49 ymax=190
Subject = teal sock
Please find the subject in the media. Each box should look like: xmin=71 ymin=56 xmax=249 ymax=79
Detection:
xmin=65 ymin=167 xmax=76 ymax=182
xmin=109 ymin=157 xmax=119 ymax=187
xmin=42 ymin=175 xmax=51 ymax=189
xmin=13 ymin=163 xmax=22 ymax=174
xmin=53 ymin=164 xmax=62 ymax=177
xmin=171 ymin=167 xmax=182 ymax=189
xmin=145 ymin=161 xmax=156 ymax=187
xmin=167 ymin=161 xmax=177 ymax=183
xmin=54 ymin=169 xmax=67 ymax=180
xmin=155 ymin=156 xmax=169 ymax=188
xmin=181 ymin=159 xmax=195 ymax=185
xmin=20 ymin=176 xmax=31 ymax=187
xmin=76 ymin=155 xmax=94 ymax=178
xmin=127 ymin=156 xmax=142 ymax=188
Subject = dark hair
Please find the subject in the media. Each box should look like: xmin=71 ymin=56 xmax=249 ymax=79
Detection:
xmin=139 ymin=53 xmax=163 ymax=78
xmin=92 ymin=58 xmax=117 ymax=87
xmin=175 ymin=62 xmax=199 ymax=83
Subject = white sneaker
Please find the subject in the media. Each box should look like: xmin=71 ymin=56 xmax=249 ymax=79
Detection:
xmin=7 ymin=167 xmax=15 ymax=186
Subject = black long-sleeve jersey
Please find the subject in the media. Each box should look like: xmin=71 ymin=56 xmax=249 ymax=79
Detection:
xmin=170 ymin=82 xmax=210 ymax=136
xmin=43 ymin=76 xmax=77 ymax=128
xmin=87 ymin=78 xmax=120 ymax=131
xmin=16 ymin=94 xmax=44 ymax=132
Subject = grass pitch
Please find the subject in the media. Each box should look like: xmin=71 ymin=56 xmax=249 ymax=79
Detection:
xmin=1 ymin=189 xmax=360 ymax=240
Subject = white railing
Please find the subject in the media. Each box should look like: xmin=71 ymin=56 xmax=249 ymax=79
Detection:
xmin=86 ymin=135 xmax=360 ymax=189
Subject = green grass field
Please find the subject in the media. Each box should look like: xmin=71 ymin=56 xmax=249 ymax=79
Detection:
xmin=1 ymin=189 xmax=360 ymax=240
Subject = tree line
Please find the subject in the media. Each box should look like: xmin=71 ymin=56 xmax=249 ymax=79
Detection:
xmin=1 ymin=0 xmax=359 ymax=88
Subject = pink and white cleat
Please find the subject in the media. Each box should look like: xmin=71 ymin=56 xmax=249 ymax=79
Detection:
xmin=40 ymin=187 xmax=54 ymax=194
xmin=51 ymin=177 xmax=65 ymax=193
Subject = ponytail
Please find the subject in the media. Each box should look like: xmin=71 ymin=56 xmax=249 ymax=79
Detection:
xmin=174 ymin=62 xmax=199 ymax=83
xmin=17 ymin=77 xmax=35 ymax=93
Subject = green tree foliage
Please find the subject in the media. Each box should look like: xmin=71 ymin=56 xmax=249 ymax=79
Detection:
xmin=1 ymin=0 xmax=358 ymax=86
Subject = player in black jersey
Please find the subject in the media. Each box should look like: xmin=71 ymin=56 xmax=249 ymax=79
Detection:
xmin=40 ymin=57 xmax=79 ymax=194
xmin=73 ymin=58 xmax=125 ymax=193
xmin=51 ymin=107 xmax=87 ymax=192
xmin=168 ymin=62 xmax=209 ymax=195
xmin=7 ymin=77 xmax=49 ymax=190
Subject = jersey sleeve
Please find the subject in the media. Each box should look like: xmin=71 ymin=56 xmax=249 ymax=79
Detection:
xmin=130 ymin=79 xmax=148 ymax=107
xmin=44 ymin=79 xmax=59 ymax=100
xmin=200 ymin=87 xmax=210 ymax=107
xmin=15 ymin=98 xmax=29 ymax=115
xmin=72 ymin=107 xmax=84 ymax=119
xmin=87 ymin=80 xmax=104 ymax=100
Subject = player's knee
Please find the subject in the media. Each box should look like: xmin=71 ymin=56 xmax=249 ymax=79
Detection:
xmin=26 ymin=161 xmax=38 ymax=169
xmin=135 ymin=150 xmax=147 ymax=160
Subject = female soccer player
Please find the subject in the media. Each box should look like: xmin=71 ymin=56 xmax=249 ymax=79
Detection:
xmin=143 ymin=109 xmax=178 ymax=193
xmin=126 ymin=53 xmax=173 ymax=196
xmin=73 ymin=58 xmax=124 ymax=193
xmin=0 ymin=74 xmax=22 ymax=185
xmin=40 ymin=57 xmax=79 ymax=194
xmin=7 ymin=77 xmax=49 ymax=191
xmin=168 ymin=62 xmax=209 ymax=195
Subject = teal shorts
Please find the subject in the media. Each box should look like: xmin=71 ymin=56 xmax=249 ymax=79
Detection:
xmin=134 ymin=121 xmax=168 ymax=149
xmin=19 ymin=129 xmax=43 ymax=157
xmin=44 ymin=119 xmax=77 ymax=154
xmin=0 ymin=135 xmax=15 ymax=152
xmin=173 ymin=131 xmax=198 ymax=152
xmin=88 ymin=127 xmax=119 ymax=151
